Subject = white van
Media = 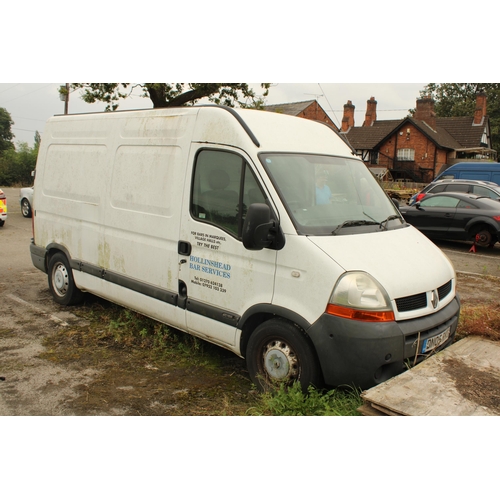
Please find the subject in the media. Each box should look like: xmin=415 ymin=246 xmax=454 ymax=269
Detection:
xmin=30 ymin=106 xmax=460 ymax=390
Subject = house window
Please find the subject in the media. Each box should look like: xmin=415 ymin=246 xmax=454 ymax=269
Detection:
xmin=397 ymin=148 xmax=415 ymax=161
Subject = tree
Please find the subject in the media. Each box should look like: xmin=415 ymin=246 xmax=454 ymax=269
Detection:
xmin=417 ymin=83 xmax=500 ymax=153
xmin=0 ymin=107 xmax=15 ymax=154
xmin=0 ymin=142 xmax=38 ymax=186
xmin=70 ymin=83 xmax=271 ymax=111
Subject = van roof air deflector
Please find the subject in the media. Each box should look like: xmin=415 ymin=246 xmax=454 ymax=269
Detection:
xmin=199 ymin=104 xmax=261 ymax=148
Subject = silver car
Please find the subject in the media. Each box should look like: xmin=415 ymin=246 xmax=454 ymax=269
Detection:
xmin=19 ymin=186 xmax=34 ymax=218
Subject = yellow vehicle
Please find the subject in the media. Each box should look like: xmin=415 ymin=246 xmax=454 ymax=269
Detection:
xmin=0 ymin=189 xmax=7 ymax=227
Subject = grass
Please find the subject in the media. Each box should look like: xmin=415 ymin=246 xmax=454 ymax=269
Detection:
xmin=456 ymin=302 xmax=500 ymax=342
xmin=42 ymin=298 xmax=365 ymax=416
xmin=247 ymin=382 xmax=363 ymax=416
xmin=43 ymin=296 xmax=500 ymax=416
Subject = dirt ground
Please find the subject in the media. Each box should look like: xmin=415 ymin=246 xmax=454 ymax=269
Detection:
xmin=1 ymin=186 xmax=499 ymax=415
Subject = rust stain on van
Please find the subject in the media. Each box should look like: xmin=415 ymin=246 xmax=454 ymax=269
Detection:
xmin=98 ymin=241 xmax=111 ymax=269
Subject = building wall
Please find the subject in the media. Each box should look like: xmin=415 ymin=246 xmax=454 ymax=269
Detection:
xmin=376 ymin=124 xmax=448 ymax=182
xmin=299 ymin=103 xmax=337 ymax=128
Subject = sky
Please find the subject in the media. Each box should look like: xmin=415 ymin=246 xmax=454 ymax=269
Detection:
xmin=1 ymin=82 xmax=427 ymax=147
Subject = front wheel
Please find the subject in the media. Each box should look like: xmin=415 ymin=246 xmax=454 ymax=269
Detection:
xmin=21 ymin=198 xmax=32 ymax=218
xmin=48 ymin=252 xmax=84 ymax=305
xmin=246 ymin=319 xmax=322 ymax=392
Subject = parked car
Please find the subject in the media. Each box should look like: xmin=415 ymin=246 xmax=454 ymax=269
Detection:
xmin=19 ymin=186 xmax=34 ymax=218
xmin=409 ymin=179 xmax=500 ymax=206
xmin=400 ymin=192 xmax=500 ymax=247
xmin=0 ymin=189 xmax=7 ymax=227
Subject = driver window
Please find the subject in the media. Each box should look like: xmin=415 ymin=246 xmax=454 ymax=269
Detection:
xmin=191 ymin=150 xmax=266 ymax=238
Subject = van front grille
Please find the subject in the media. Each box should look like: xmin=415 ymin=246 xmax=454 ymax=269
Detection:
xmin=396 ymin=293 xmax=427 ymax=312
xmin=438 ymin=280 xmax=452 ymax=300
xmin=395 ymin=280 xmax=453 ymax=313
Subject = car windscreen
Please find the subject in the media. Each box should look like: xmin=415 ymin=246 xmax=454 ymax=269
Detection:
xmin=259 ymin=153 xmax=404 ymax=236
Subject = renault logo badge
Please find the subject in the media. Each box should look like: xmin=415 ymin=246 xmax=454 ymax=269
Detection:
xmin=430 ymin=290 xmax=439 ymax=309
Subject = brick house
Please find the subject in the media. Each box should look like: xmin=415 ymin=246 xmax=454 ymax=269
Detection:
xmin=264 ymin=100 xmax=337 ymax=129
xmin=340 ymin=94 xmax=497 ymax=183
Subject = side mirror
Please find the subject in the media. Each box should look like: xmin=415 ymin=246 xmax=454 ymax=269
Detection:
xmin=243 ymin=203 xmax=282 ymax=250
xmin=391 ymin=198 xmax=400 ymax=209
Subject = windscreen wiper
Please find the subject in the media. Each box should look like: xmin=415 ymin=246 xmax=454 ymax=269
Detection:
xmin=332 ymin=219 xmax=379 ymax=235
xmin=379 ymin=214 xmax=404 ymax=230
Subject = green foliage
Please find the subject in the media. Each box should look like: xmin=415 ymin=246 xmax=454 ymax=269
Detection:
xmin=417 ymin=83 xmax=500 ymax=152
xmin=0 ymin=107 xmax=15 ymax=154
xmin=70 ymin=83 xmax=271 ymax=111
xmin=248 ymin=382 xmax=363 ymax=416
xmin=0 ymin=141 xmax=38 ymax=186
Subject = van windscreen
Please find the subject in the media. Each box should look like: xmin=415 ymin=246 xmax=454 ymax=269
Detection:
xmin=260 ymin=153 xmax=403 ymax=236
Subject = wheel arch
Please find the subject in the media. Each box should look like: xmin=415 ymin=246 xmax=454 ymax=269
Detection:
xmin=466 ymin=219 xmax=499 ymax=242
xmin=45 ymin=243 xmax=74 ymax=271
xmin=238 ymin=304 xmax=312 ymax=359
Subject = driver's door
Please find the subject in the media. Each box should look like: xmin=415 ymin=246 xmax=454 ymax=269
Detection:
xmin=178 ymin=147 xmax=278 ymax=349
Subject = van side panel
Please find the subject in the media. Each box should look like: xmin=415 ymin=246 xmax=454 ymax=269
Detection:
xmin=459 ymin=170 xmax=491 ymax=181
xmin=435 ymin=162 xmax=500 ymax=183
xmin=34 ymin=110 xmax=198 ymax=330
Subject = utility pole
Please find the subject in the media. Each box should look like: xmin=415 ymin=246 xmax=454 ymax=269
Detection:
xmin=64 ymin=83 xmax=69 ymax=115
xmin=59 ymin=83 xmax=69 ymax=114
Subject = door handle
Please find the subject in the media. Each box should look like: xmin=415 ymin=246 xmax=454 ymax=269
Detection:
xmin=178 ymin=240 xmax=192 ymax=256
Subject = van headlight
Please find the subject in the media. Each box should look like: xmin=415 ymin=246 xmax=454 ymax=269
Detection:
xmin=326 ymin=272 xmax=395 ymax=322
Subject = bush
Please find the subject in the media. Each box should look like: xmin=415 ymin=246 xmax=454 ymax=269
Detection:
xmin=0 ymin=142 xmax=38 ymax=186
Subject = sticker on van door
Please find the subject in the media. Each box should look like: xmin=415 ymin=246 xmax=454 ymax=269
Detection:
xmin=189 ymin=256 xmax=231 ymax=278
xmin=191 ymin=276 xmax=227 ymax=294
xmin=191 ymin=230 xmax=226 ymax=251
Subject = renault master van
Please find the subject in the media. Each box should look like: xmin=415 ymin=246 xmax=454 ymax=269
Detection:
xmin=434 ymin=162 xmax=500 ymax=184
xmin=30 ymin=106 xmax=460 ymax=390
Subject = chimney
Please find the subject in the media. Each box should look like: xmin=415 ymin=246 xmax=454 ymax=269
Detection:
xmin=341 ymin=100 xmax=355 ymax=132
xmin=474 ymin=92 xmax=487 ymax=125
xmin=363 ymin=97 xmax=377 ymax=127
xmin=414 ymin=95 xmax=436 ymax=130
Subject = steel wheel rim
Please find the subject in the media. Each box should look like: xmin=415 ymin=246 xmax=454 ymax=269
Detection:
xmin=52 ymin=263 xmax=69 ymax=297
xmin=262 ymin=340 xmax=299 ymax=381
xmin=22 ymin=200 xmax=30 ymax=216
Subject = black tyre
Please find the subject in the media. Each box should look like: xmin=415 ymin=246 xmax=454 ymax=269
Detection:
xmin=48 ymin=252 xmax=84 ymax=305
xmin=21 ymin=198 xmax=32 ymax=218
xmin=246 ymin=318 xmax=322 ymax=392
xmin=474 ymin=228 xmax=495 ymax=247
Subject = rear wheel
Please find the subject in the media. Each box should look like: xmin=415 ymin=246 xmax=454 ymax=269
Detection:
xmin=21 ymin=198 xmax=32 ymax=218
xmin=48 ymin=252 xmax=84 ymax=305
xmin=246 ymin=318 xmax=322 ymax=392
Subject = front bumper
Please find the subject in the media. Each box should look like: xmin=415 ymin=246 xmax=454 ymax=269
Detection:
xmin=307 ymin=296 xmax=460 ymax=389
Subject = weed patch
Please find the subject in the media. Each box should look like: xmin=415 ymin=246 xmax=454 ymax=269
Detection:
xmin=456 ymin=302 xmax=500 ymax=342
xmin=248 ymin=382 xmax=363 ymax=416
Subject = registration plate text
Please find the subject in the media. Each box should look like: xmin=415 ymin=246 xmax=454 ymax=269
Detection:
xmin=421 ymin=327 xmax=451 ymax=354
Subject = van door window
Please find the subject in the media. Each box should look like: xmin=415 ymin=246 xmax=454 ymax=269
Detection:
xmin=191 ymin=149 xmax=266 ymax=238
